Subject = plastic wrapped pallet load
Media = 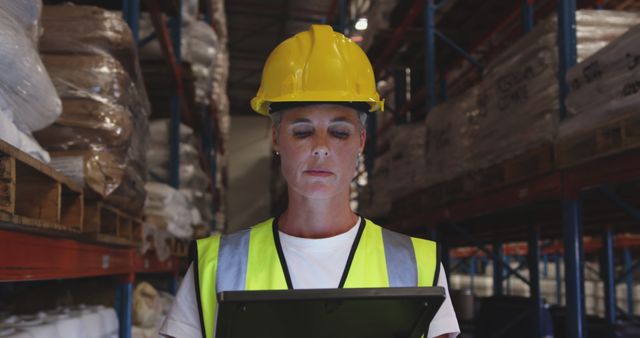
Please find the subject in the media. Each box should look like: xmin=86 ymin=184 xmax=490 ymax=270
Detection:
xmin=561 ymin=23 xmax=640 ymax=138
xmin=34 ymin=53 xmax=147 ymax=200
xmin=147 ymin=120 xmax=211 ymax=190
xmin=39 ymin=4 xmax=149 ymax=98
xmin=144 ymin=182 xmax=194 ymax=239
xmin=139 ymin=11 xmax=219 ymax=105
xmin=34 ymin=5 xmax=150 ymax=214
xmin=0 ymin=1 xmax=61 ymax=163
xmin=424 ymin=85 xmax=478 ymax=187
xmin=468 ymin=10 xmax=640 ymax=170
xmin=388 ymin=123 xmax=428 ymax=199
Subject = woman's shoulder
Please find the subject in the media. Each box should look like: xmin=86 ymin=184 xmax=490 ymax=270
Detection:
xmin=364 ymin=217 xmax=438 ymax=245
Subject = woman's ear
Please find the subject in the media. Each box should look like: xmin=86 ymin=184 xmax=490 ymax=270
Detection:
xmin=359 ymin=128 xmax=366 ymax=153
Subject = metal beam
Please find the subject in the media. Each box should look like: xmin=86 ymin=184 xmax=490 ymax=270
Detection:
xmin=434 ymin=30 xmax=484 ymax=72
xmin=394 ymin=68 xmax=408 ymax=124
xmin=599 ymin=186 xmax=640 ymax=223
xmin=562 ymin=198 xmax=586 ymax=338
xmin=116 ymin=273 xmax=135 ymax=338
xmin=229 ymin=22 xmax=280 ymax=48
xmin=229 ymin=69 xmax=262 ymax=89
xmin=122 ymin=0 xmax=140 ymax=43
xmin=557 ymin=0 xmax=577 ymax=121
xmin=338 ymin=0 xmax=349 ymax=34
xmin=528 ymin=225 xmax=542 ymax=338
xmin=448 ymin=222 xmax=532 ymax=287
xmin=227 ymin=9 xmax=322 ymax=23
xmin=424 ymin=0 xmax=436 ymax=113
xmin=493 ymin=240 xmax=504 ymax=296
xmin=374 ymin=0 xmax=425 ymax=72
xmin=623 ymin=248 xmax=635 ymax=315
xmin=602 ymin=225 xmax=616 ymax=325
xmin=522 ymin=0 xmax=534 ymax=33
xmin=169 ymin=0 xmax=182 ymax=189
xmin=228 ymin=1 xmax=327 ymax=17
xmin=556 ymin=254 xmax=562 ymax=305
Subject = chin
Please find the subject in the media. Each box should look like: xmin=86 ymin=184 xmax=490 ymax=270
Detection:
xmin=293 ymin=182 xmax=344 ymax=199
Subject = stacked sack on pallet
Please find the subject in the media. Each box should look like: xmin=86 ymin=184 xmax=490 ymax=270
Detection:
xmin=132 ymin=282 xmax=174 ymax=338
xmin=138 ymin=0 xmax=220 ymax=107
xmin=0 ymin=0 xmax=61 ymax=163
xmin=33 ymin=4 xmax=151 ymax=215
xmin=137 ymin=0 xmax=230 ymax=231
xmin=560 ymin=23 xmax=640 ymax=143
xmin=0 ymin=304 xmax=119 ymax=338
xmin=468 ymin=10 xmax=640 ymax=169
xmin=143 ymin=120 xmax=213 ymax=260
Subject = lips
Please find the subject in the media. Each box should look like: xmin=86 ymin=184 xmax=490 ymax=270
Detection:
xmin=304 ymin=169 xmax=333 ymax=177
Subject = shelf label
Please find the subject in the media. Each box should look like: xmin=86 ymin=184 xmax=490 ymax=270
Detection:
xmin=102 ymin=255 xmax=110 ymax=269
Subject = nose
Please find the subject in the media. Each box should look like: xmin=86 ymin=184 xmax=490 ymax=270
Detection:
xmin=312 ymin=134 xmax=330 ymax=157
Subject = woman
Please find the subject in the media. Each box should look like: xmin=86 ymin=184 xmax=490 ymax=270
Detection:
xmin=160 ymin=24 xmax=459 ymax=338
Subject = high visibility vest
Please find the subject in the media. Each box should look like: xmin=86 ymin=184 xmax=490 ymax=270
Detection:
xmin=192 ymin=217 xmax=440 ymax=338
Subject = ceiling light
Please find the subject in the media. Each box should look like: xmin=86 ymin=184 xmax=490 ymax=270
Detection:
xmin=355 ymin=18 xmax=368 ymax=31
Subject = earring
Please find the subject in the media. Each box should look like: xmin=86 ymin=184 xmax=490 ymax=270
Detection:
xmin=275 ymin=151 xmax=280 ymax=156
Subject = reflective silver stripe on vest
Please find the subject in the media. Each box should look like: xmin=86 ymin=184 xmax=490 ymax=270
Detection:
xmin=381 ymin=227 xmax=418 ymax=287
xmin=216 ymin=229 xmax=251 ymax=292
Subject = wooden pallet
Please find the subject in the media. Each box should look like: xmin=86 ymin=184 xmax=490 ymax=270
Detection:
xmin=0 ymin=139 xmax=83 ymax=232
xmin=463 ymin=143 xmax=555 ymax=195
xmin=392 ymin=144 xmax=554 ymax=214
xmin=83 ymin=201 xmax=143 ymax=246
xmin=167 ymin=237 xmax=190 ymax=258
xmin=556 ymin=112 xmax=640 ymax=168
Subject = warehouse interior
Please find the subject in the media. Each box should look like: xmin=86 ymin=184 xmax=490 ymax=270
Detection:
xmin=1 ymin=0 xmax=640 ymax=337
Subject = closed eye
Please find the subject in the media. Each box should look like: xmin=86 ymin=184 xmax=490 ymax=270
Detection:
xmin=330 ymin=130 xmax=351 ymax=139
xmin=292 ymin=130 xmax=313 ymax=138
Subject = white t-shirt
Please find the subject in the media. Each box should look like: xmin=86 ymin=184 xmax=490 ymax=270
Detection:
xmin=160 ymin=219 xmax=460 ymax=338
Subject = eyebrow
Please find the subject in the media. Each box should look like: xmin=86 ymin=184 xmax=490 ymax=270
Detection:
xmin=289 ymin=117 xmax=355 ymax=125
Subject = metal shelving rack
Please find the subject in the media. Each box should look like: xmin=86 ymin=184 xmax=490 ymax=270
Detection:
xmin=0 ymin=227 xmax=184 ymax=338
xmin=370 ymin=1 xmax=640 ymax=338
xmin=0 ymin=1 xmax=222 ymax=337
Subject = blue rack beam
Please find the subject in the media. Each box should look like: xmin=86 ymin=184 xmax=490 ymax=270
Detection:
xmin=393 ymin=68 xmax=408 ymax=124
xmin=169 ymin=0 xmax=183 ymax=189
xmin=338 ymin=0 xmax=348 ymax=34
xmin=493 ymin=240 xmax=503 ymax=296
xmin=562 ymin=198 xmax=586 ymax=338
xmin=433 ymin=30 xmax=484 ymax=73
xmin=116 ymin=273 xmax=134 ymax=338
xmin=623 ymin=248 xmax=635 ymax=315
xmin=424 ymin=0 xmax=436 ymax=113
xmin=555 ymin=254 xmax=562 ymax=305
xmin=557 ymin=0 xmax=577 ymax=121
xmin=602 ymin=225 xmax=616 ymax=325
xmin=522 ymin=0 xmax=534 ymax=33
xmin=528 ymin=225 xmax=542 ymax=337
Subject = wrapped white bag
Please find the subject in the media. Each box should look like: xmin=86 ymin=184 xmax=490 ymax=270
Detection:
xmin=0 ymin=6 xmax=61 ymax=132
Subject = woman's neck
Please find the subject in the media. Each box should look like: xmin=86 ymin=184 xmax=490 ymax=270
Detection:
xmin=278 ymin=190 xmax=357 ymax=239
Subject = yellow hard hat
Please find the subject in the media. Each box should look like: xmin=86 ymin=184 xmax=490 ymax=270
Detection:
xmin=250 ymin=24 xmax=384 ymax=116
